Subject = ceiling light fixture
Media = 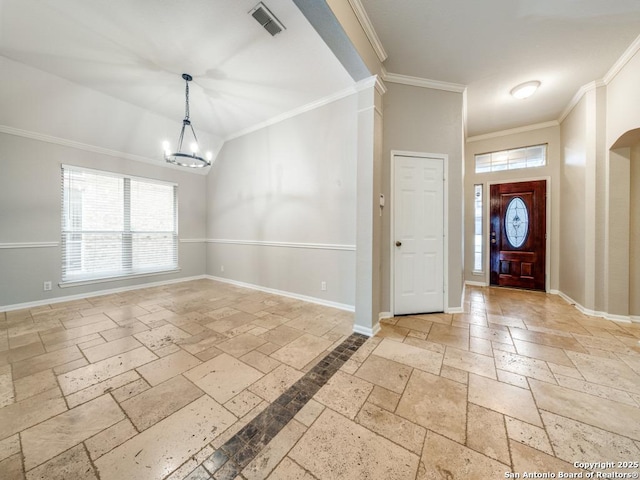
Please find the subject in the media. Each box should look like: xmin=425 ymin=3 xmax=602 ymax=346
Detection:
xmin=510 ymin=80 xmax=541 ymax=100
xmin=163 ymin=73 xmax=212 ymax=168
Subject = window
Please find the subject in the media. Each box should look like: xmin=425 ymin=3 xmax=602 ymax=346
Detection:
xmin=475 ymin=144 xmax=546 ymax=173
xmin=473 ymin=184 xmax=483 ymax=272
xmin=61 ymin=165 xmax=178 ymax=284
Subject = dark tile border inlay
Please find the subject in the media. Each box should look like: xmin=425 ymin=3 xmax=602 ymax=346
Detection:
xmin=184 ymin=333 xmax=369 ymax=480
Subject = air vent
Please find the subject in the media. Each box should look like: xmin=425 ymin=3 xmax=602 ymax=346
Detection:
xmin=250 ymin=2 xmax=285 ymax=36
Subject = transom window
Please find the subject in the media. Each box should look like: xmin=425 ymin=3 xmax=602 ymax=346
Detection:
xmin=61 ymin=165 xmax=178 ymax=284
xmin=475 ymin=144 xmax=547 ymax=173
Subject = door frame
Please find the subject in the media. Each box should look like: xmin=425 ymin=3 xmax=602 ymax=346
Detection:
xmin=390 ymin=150 xmax=449 ymax=315
xmin=485 ymin=176 xmax=551 ymax=293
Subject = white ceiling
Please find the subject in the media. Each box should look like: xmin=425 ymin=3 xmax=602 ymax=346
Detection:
xmin=360 ymin=0 xmax=640 ymax=137
xmin=0 ymin=0 xmax=354 ymax=141
xmin=1 ymin=1 xmax=639 ymax=143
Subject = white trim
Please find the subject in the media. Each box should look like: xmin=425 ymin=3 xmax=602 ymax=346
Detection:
xmin=353 ymin=323 xmax=381 ymax=337
xmin=0 ymin=275 xmax=207 ymax=312
xmin=225 ymin=82 xmax=364 ymax=141
xmin=205 ymin=275 xmax=354 ymax=312
xmin=631 ymin=315 xmax=640 ymax=323
xmin=347 ymin=0 xmax=388 ymax=62
xmin=465 ymin=280 xmax=488 ymax=287
xmin=466 ymin=121 xmax=560 ymax=143
xmin=558 ymin=81 xmax=605 ymax=124
xmin=446 ymin=281 xmax=465 ymax=314
xmin=378 ymin=311 xmax=393 ymax=321
xmin=603 ymin=33 xmax=640 ymax=85
xmin=0 ymin=125 xmax=210 ymax=175
xmin=0 ymin=242 xmax=59 ymax=249
xmin=553 ymin=290 xmax=633 ymax=324
xmin=390 ymin=150 xmax=449 ymax=315
xmin=383 ymin=71 xmax=467 ymax=93
xmin=179 ymin=239 xmax=207 ymax=243
xmin=485 ymin=176 xmax=552 ymax=293
xmin=206 ymin=239 xmax=356 ymax=251
xmin=374 ymin=75 xmax=387 ymax=96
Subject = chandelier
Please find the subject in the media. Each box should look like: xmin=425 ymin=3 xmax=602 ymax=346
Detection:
xmin=163 ymin=73 xmax=212 ymax=168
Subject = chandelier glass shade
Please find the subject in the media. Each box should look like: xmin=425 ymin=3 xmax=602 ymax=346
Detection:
xmin=163 ymin=73 xmax=212 ymax=168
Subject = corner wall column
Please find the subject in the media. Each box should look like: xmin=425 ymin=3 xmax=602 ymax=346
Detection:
xmin=354 ymin=78 xmax=381 ymax=336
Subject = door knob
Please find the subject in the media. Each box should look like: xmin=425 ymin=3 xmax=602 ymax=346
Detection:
xmin=395 ymin=241 xmax=402 ymax=247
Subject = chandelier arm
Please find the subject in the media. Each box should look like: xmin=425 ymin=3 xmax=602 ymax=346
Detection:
xmin=176 ymin=123 xmax=187 ymax=152
xmin=187 ymin=122 xmax=199 ymax=147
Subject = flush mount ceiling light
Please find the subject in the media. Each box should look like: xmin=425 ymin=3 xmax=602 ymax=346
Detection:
xmin=510 ymin=80 xmax=541 ymax=100
xmin=163 ymin=73 xmax=212 ymax=168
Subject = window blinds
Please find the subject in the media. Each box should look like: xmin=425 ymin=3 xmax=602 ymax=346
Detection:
xmin=61 ymin=165 xmax=178 ymax=283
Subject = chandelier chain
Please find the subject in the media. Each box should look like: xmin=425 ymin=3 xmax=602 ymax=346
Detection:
xmin=184 ymin=80 xmax=190 ymax=121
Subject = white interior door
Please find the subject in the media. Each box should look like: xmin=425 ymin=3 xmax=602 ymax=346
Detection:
xmin=393 ymin=155 xmax=444 ymax=315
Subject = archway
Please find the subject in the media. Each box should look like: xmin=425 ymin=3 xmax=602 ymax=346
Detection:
xmin=608 ymin=128 xmax=640 ymax=319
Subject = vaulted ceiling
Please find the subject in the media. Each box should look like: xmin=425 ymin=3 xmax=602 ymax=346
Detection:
xmin=0 ymin=0 xmax=354 ymax=143
xmin=1 ymin=0 xmax=639 ymax=141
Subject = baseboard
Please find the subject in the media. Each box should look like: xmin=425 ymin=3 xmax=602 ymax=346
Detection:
xmin=353 ymin=322 xmax=381 ymax=337
xmin=378 ymin=311 xmax=393 ymax=321
xmin=205 ymin=275 xmax=355 ymax=312
xmin=0 ymin=275 xmax=208 ymax=312
xmin=552 ymin=290 xmax=633 ymax=324
xmin=446 ymin=306 xmax=464 ymax=314
xmin=465 ymin=280 xmax=488 ymax=287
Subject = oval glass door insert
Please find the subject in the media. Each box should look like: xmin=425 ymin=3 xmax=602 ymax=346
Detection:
xmin=505 ymin=197 xmax=529 ymax=248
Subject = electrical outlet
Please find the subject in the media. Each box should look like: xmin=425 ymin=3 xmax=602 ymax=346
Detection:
xmin=43 ymin=281 xmax=52 ymax=291
xmin=321 ymin=281 xmax=327 ymax=291
xmin=220 ymin=265 xmax=224 ymax=273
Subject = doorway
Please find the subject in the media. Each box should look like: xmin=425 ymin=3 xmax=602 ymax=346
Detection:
xmin=490 ymin=180 xmax=546 ymax=291
xmin=392 ymin=153 xmax=446 ymax=315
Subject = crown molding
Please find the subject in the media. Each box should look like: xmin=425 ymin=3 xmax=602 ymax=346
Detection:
xmin=346 ymin=0 xmax=388 ymax=63
xmin=225 ymin=83 xmax=362 ymax=142
xmin=603 ymin=32 xmax=640 ymax=85
xmin=557 ymin=80 xmax=605 ymax=124
xmin=466 ymin=120 xmax=560 ymax=143
xmin=383 ymin=71 xmax=467 ymax=93
xmin=0 ymin=125 xmax=210 ymax=175
xmin=374 ymin=75 xmax=387 ymax=95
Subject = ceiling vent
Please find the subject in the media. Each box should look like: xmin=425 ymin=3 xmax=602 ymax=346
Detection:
xmin=250 ymin=2 xmax=285 ymax=36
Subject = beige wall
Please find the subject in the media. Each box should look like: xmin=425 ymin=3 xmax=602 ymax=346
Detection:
xmin=0 ymin=133 xmax=207 ymax=308
xmin=559 ymin=97 xmax=588 ymax=306
xmin=464 ymin=126 xmax=561 ymax=291
xmin=206 ymin=93 xmax=359 ymax=308
xmin=607 ymin=50 xmax=640 ymax=150
xmin=381 ymin=82 xmax=464 ymax=312
xmin=631 ymin=143 xmax=640 ymax=317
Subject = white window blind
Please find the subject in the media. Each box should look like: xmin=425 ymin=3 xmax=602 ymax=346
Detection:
xmin=61 ymin=165 xmax=178 ymax=283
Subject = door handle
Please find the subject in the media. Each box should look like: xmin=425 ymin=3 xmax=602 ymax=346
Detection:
xmin=396 ymin=241 xmax=402 ymax=247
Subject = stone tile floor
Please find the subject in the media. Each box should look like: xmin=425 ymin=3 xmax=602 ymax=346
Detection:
xmin=1 ymin=279 xmax=640 ymax=479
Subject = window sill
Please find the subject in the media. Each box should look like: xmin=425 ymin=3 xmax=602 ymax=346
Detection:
xmin=472 ymin=270 xmax=484 ymax=276
xmin=59 ymin=268 xmax=181 ymax=288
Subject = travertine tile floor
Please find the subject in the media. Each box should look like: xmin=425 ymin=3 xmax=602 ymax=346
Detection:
xmin=1 ymin=279 xmax=640 ymax=479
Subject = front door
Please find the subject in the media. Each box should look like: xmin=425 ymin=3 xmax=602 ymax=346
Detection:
xmin=490 ymin=180 xmax=546 ymax=290
xmin=393 ymin=155 xmax=444 ymax=315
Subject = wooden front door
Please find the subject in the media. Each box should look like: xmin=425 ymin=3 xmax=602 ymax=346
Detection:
xmin=490 ymin=180 xmax=546 ymax=290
